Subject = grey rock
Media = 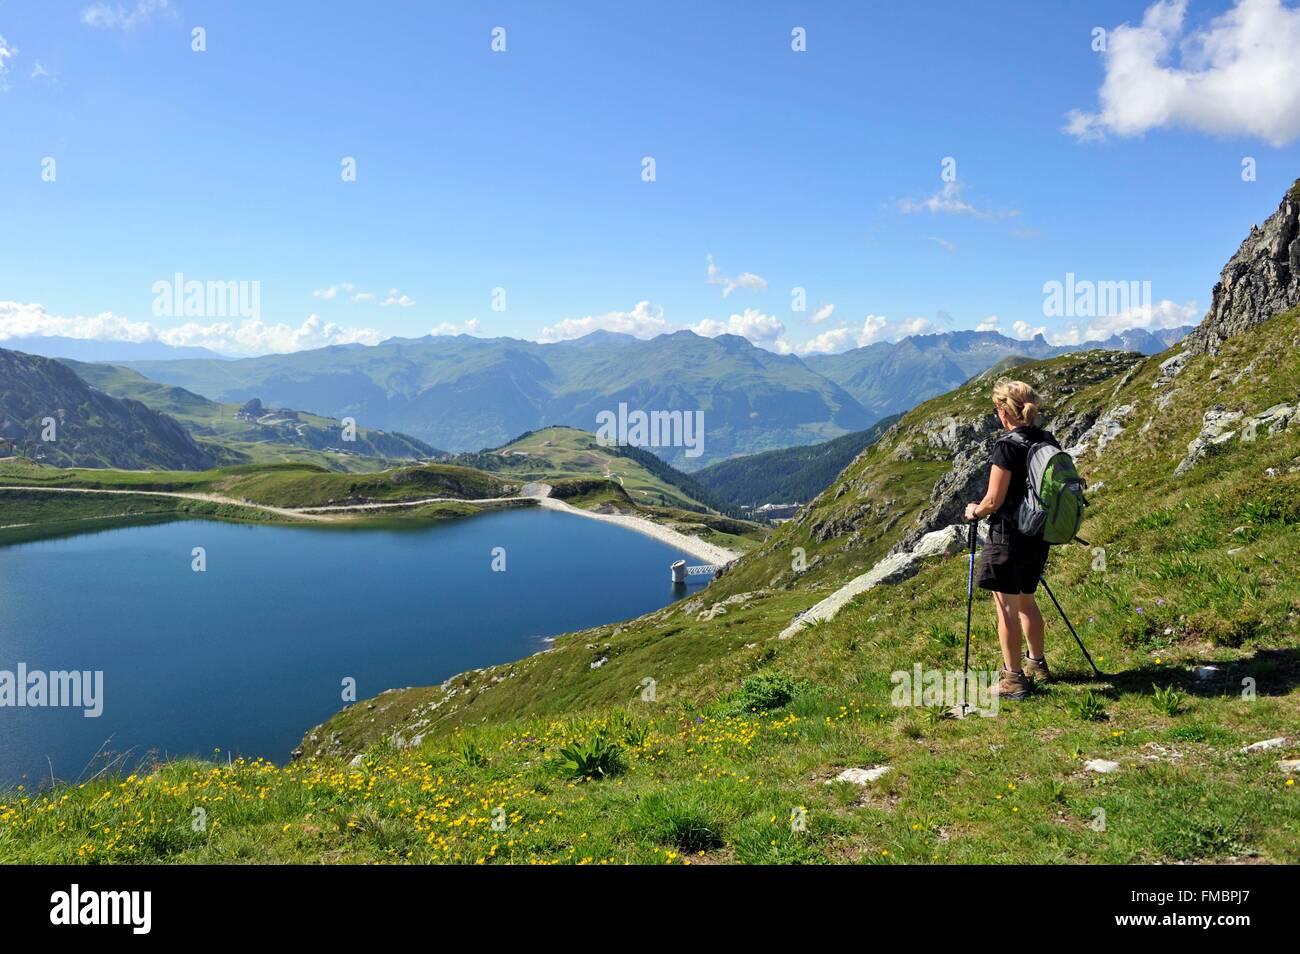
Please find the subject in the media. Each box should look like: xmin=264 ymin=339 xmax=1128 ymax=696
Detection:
xmin=827 ymin=766 xmax=891 ymax=785
xmin=1175 ymin=403 xmax=1295 ymax=475
xmin=1174 ymin=407 xmax=1245 ymax=476
xmin=1152 ymin=351 xmax=1191 ymax=389
xmin=912 ymin=524 xmax=976 ymax=559
xmin=1084 ymin=759 xmax=1121 ymax=774
xmin=1241 ymin=737 xmax=1288 ymax=753
xmin=1066 ymin=403 xmax=1133 ymax=460
xmin=1184 ymin=181 xmax=1300 ymax=356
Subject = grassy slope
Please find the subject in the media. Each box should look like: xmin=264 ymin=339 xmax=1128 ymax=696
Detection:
xmin=453 ymin=426 xmax=710 ymax=510
xmin=447 ymin=426 xmax=768 ymax=552
xmin=4 ymin=312 xmax=1299 ymax=864
xmin=62 ymin=360 xmax=435 ymax=472
xmin=0 ymin=457 xmax=519 ymax=540
xmin=693 ymin=414 xmax=901 ymax=508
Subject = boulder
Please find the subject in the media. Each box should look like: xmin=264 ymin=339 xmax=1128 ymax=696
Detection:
xmin=1084 ymin=759 xmax=1121 ymax=774
xmin=1174 ymin=407 xmax=1245 ymax=476
xmin=1240 ymin=737 xmax=1288 ymax=754
xmin=827 ymin=766 xmax=891 ymax=785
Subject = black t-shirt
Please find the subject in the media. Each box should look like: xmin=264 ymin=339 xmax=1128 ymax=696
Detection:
xmin=989 ymin=426 xmax=1058 ymax=524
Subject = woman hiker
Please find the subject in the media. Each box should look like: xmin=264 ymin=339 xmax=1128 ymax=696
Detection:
xmin=964 ymin=379 xmax=1057 ymax=700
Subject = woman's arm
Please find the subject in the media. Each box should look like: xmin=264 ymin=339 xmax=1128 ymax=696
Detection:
xmin=964 ymin=465 xmax=1011 ymax=521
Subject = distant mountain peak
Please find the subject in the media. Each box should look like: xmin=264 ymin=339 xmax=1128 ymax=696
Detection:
xmin=556 ymin=330 xmax=640 ymax=348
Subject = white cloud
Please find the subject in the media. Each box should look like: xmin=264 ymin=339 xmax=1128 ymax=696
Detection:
xmin=795 ymin=325 xmax=863 ymax=355
xmin=898 ymin=180 xmax=1016 ymax=220
xmin=0 ymin=35 xmax=17 ymax=90
xmin=705 ymin=254 xmax=768 ymax=298
xmin=161 ymin=315 xmax=382 ymax=354
xmin=0 ymin=301 xmax=155 ymax=343
xmin=540 ymin=302 xmax=796 ymax=351
xmin=538 ymin=300 xmax=674 ymax=342
xmin=314 ymin=283 xmax=403 ymax=305
xmin=690 ymin=308 xmax=788 ymax=349
xmin=0 ymin=300 xmax=381 ymax=356
xmin=926 ymin=236 xmax=957 ymax=253
xmin=809 ymin=303 xmax=836 ymax=324
xmin=1013 ymin=320 xmax=1048 ymax=341
xmin=1055 ymin=300 xmax=1196 ymax=345
xmin=31 ymin=61 xmax=49 ymax=80
xmin=1066 ymin=0 xmax=1300 ymax=146
xmin=80 ymin=0 xmax=172 ymax=31
xmin=975 ymin=315 xmax=1002 ymax=332
xmin=1051 ymin=325 xmax=1085 ymax=346
xmin=793 ymin=314 xmax=936 ymax=355
xmin=896 ymin=317 xmax=936 ymax=338
xmin=430 ymin=319 xmax=482 ymax=336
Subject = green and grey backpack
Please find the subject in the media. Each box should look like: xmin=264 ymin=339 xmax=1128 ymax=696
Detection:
xmin=1000 ymin=431 xmax=1087 ymax=544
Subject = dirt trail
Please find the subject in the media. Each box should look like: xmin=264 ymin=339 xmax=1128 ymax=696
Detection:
xmin=0 ymin=485 xmax=335 ymax=522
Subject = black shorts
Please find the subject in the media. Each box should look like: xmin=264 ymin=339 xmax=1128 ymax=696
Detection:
xmin=976 ymin=520 xmax=1049 ymax=595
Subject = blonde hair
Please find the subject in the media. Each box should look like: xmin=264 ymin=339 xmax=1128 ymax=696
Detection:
xmin=992 ymin=378 xmax=1041 ymax=427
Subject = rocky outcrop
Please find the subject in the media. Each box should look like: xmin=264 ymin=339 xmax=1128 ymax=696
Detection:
xmin=1175 ymin=402 xmax=1297 ymax=476
xmin=1065 ymin=403 xmax=1134 ymax=461
xmin=1184 ymin=180 xmax=1300 ymax=356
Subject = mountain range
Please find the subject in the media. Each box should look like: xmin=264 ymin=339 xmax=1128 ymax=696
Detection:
xmin=0 ymin=335 xmax=229 ymax=362
xmin=805 ymin=326 xmax=1192 ymax=422
xmin=79 ymin=324 xmax=1190 ymax=470
xmin=0 ymin=349 xmax=215 ymax=470
xmin=119 ymin=331 xmax=872 ymax=469
xmin=2 ymin=323 xmax=1195 ymax=475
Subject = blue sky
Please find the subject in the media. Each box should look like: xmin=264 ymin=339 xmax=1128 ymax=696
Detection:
xmin=1 ymin=0 xmax=1299 ymax=355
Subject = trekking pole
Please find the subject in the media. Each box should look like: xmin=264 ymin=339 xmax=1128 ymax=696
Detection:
xmin=960 ymin=519 xmax=978 ymax=713
xmin=1039 ymin=575 xmax=1103 ymax=678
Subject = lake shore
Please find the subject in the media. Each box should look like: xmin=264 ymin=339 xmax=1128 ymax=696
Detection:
xmin=534 ymin=495 xmax=739 ymax=565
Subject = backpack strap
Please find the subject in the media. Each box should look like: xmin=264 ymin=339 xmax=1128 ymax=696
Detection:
xmin=998 ymin=430 xmax=1047 ymax=508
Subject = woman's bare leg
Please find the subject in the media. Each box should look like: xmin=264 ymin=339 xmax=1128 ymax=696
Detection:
xmin=992 ymin=591 xmax=1022 ymax=671
xmin=1019 ymin=595 xmax=1045 ymax=660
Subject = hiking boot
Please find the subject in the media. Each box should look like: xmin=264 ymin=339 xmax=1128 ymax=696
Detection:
xmin=992 ymin=668 xmax=1032 ymax=700
xmin=1022 ymin=654 xmax=1051 ymax=683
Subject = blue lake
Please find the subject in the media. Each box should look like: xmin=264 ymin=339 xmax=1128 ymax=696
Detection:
xmin=0 ymin=509 xmax=703 ymax=788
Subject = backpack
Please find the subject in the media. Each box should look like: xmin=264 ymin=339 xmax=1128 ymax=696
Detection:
xmin=999 ymin=431 xmax=1087 ymax=544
